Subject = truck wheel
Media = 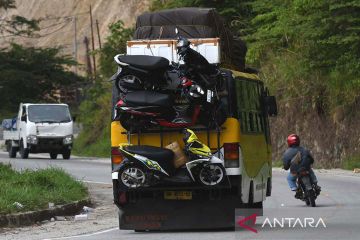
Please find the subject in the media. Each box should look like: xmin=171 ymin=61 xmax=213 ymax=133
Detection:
xmin=9 ymin=147 xmax=17 ymax=158
xmin=50 ymin=153 xmax=58 ymax=159
xmin=19 ymin=141 xmax=29 ymax=159
xmin=62 ymin=150 xmax=71 ymax=160
xmin=7 ymin=142 xmax=17 ymax=158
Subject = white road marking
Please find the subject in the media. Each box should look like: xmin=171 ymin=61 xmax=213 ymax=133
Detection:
xmin=81 ymin=180 xmax=112 ymax=185
xmin=43 ymin=227 xmax=118 ymax=240
xmin=321 ymin=173 xmax=360 ymax=180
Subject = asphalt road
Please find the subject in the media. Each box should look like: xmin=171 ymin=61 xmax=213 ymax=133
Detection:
xmin=1 ymin=151 xmax=360 ymax=240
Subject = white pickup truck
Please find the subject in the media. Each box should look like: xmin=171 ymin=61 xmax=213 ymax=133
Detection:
xmin=3 ymin=103 xmax=74 ymax=159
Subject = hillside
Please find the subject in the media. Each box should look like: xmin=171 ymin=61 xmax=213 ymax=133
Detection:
xmin=0 ymin=0 xmax=150 ymax=72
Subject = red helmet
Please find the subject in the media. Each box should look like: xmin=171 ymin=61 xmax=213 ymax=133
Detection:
xmin=287 ymin=134 xmax=300 ymax=147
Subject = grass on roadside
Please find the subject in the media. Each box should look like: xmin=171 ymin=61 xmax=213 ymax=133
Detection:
xmin=272 ymin=160 xmax=283 ymax=168
xmin=0 ymin=163 xmax=88 ymax=215
xmin=72 ymin=125 xmax=110 ymax=158
xmin=341 ymin=155 xmax=360 ymax=170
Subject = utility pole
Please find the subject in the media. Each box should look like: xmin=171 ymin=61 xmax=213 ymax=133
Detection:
xmin=73 ymin=16 xmax=78 ymax=74
xmin=96 ymin=19 xmax=102 ymax=49
xmin=83 ymin=36 xmax=93 ymax=77
xmin=89 ymin=4 xmax=96 ymax=78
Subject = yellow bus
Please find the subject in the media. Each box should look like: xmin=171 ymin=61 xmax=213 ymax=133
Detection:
xmin=111 ymin=69 xmax=277 ymax=230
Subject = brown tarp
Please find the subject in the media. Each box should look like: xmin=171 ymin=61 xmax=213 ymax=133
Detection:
xmin=133 ymin=8 xmax=246 ymax=71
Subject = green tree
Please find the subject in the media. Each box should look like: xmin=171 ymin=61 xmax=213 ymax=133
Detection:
xmin=245 ymin=0 xmax=360 ymax=109
xmin=0 ymin=0 xmax=39 ymax=37
xmin=0 ymin=44 xmax=83 ymax=111
xmin=99 ymin=21 xmax=133 ymax=78
xmin=73 ymin=20 xmax=133 ymax=157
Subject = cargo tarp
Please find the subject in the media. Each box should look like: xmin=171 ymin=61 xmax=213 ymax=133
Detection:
xmin=134 ymin=8 xmax=246 ymax=71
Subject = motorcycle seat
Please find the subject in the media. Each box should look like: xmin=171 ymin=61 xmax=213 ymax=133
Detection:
xmin=125 ymin=90 xmax=174 ymax=107
xmin=117 ymin=55 xmax=169 ymax=71
xmin=124 ymin=145 xmax=175 ymax=174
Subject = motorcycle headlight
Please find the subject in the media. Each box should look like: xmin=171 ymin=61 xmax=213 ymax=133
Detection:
xmin=26 ymin=135 xmax=38 ymax=145
xmin=63 ymin=135 xmax=73 ymax=145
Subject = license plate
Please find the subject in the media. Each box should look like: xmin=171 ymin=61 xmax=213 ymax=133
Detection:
xmin=164 ymin=191 xmax=192 ymax=200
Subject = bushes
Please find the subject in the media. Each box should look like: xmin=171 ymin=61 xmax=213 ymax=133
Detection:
xmin=72 ymin=82 xmax=111 ymax=157
xmin=73 ymin=20 xmax=131 ymax=157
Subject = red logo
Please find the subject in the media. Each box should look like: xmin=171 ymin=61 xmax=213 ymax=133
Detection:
xmin=237 ymin=213 xmax=258 ymax=233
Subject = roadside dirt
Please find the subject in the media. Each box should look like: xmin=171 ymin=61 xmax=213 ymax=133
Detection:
xmin=0 ymin=182 xmax=118 ymax=240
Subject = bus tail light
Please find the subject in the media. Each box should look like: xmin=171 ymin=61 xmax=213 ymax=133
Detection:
xmin=111 ymin=147 xmax=124 ymax=168
xmin=224 ymin=143 xmax=239 ymax=168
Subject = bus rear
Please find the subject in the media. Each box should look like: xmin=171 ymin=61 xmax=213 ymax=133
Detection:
xmin=111 ymin=70 xmax=277 ymax=230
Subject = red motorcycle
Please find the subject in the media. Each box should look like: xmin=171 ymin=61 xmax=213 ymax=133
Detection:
xmin=114 ymin=75 xmax=204 ymax=131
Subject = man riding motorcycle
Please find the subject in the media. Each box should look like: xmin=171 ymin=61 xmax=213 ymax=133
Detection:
xmin=282 ymin=134 xmax=321 ymax=198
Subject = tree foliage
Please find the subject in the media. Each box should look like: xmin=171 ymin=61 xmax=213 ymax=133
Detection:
xmin=0 ymin=44 xmax=83 ymax=111
xmin=0 ymin=0 xmax=39 ymax=37
xmin=246 ymin=0 xmax=360 ymax=108
xmin=98 ymin=21 xmax=133 ymax=78
xmin=73 ymin=20 xmax=132 ymax=157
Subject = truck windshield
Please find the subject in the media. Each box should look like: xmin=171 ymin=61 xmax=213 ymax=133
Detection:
xmin=28 ymin=105 xmax=71 ymax=123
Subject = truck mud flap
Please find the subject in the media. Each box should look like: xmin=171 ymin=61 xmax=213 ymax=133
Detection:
xmin=119 ymin=195 xmax=245 ymax=230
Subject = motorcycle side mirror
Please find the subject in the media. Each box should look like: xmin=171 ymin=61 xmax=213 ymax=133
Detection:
xmin=175 ymin=27 xmax=181 ymax=40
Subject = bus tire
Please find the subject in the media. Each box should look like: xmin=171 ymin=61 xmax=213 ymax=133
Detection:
xmin=266 ymin=177 xmax=272 ymax=196
xmin=248 ymin=181 xmax=254 ymax=205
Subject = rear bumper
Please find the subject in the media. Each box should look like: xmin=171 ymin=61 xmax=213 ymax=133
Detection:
xmin=112 ymin=173 xmax=250 ymax=230
xmin=119 ymin=193 xmax=245 ymax=230
xmin=226 ymin=167 xmax=241 ymax=175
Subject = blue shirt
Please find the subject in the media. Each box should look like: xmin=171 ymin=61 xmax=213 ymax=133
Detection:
xmin=282 ymin=146 xmax=314 ymax=172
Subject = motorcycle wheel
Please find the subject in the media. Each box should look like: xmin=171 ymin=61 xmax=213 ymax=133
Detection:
xmin=305 ymin=198 xmax=311 ymax=206
xmin=115 ymin=74 xmax=143 ymax=93
xmin=119 ymin=164 xmax=147 ymax=189
xmin=308 ymin=190 xmax=316 ymax=207
xmin=197 ymin=164 xmax=225 ymax=186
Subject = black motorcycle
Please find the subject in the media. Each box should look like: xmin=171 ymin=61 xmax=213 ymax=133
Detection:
xmin=112 ymin=54 xmax=172 ymax=94
xmin=295 ymin=168 xmax=321 ymax=207
xmin=112 ymin=41 xmax=226 ymax=130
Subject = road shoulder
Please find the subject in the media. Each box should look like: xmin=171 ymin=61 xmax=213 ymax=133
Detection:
xmin=0 ymin=182 xmax=118 ymax=240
